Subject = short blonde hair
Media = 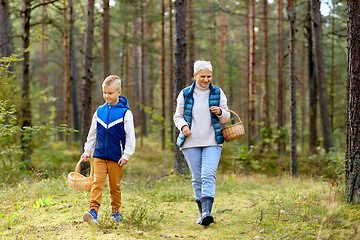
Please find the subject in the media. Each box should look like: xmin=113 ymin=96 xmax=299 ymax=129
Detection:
xmin=194 ymin=60 xmax=212 ymax=75
xmin=102 ymin=75 xmax=121 ymax=90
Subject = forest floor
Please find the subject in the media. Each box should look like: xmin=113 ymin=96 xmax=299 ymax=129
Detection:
xmin=1 ymin=172 xmax=359 ymax=239
xmin=0 ymin=140 xmax=359 ymax=239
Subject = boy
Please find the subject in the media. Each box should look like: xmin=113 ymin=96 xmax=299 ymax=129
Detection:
xmin=81 ymin=75 xmax=135 ymax=226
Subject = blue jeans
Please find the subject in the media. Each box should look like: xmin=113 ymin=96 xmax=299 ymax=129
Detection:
xmin=182 ymin=146 xmax=222 ymax=202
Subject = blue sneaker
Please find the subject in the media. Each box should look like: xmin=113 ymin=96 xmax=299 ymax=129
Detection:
xmin=83 ymin=209 xmax=98 ymax=226
xmin=111 ymin=212 xmax=122 ymax=222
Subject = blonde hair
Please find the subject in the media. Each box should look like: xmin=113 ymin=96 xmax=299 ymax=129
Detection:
xmin=194 ymin=60 xmax=212 ymax=75
xmin=102 ymin=75 xmax=121 ymax=90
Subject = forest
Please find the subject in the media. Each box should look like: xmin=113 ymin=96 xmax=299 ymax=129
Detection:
xmin=2 ymin=0 xmax=360 ymax=239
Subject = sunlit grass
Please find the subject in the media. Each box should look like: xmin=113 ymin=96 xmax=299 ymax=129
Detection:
xmin=1 ymin=171 xmax=359 ymax=239
xmin=0 ymin=137 xmax=358 ymax=239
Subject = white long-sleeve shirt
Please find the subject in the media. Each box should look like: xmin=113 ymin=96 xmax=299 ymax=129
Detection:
xmin=83 ymin=110 xmax=136 ymax=160
xmin=173 ymin=83 xmax=230 ymax=149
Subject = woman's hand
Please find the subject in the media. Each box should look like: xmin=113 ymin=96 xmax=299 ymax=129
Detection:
xmin=181 ymin=125 xmax=192 ymax=136
xmin=210 ymin=106 xmax=222 ymax=115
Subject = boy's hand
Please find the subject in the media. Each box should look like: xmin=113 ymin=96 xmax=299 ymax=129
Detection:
xmin=118 ymin=158 xmax=128 ymax=167
xmin=81 ymin=154 xmax=89 ymax=162
xmin=181 ymin=125 xmax=192 ymax=136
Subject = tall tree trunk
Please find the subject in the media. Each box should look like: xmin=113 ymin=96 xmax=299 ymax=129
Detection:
xmin=301 ymin=40 xmax=306 ymax=154
xmin=161 ymin=0 xmax=166 ymax=149
xmin=311 ymin=0 xmax=334 ymax=153
xmin=277 ymin=0 xmax=284 ymax=155
xmin=187 ymin=0 xmax=194 ymax=86
xmin=39 ymin=0 xmax=47 ymax=123
xmin=147 ymin=17 xmax=154 ymax=115
xmin=20 ymin=0 xmax=32 ymax=169
xmin=160 ymin=0 xmax=166 ymax=149
xmin=219 ymin=0 xmax=226 ymax=89
xmin=69 ymin=0 xmax=79 ymax=141
xmin=102 ymin=0 xmax=110 ymax=79
xmin=345 ymin=0 xmax=360 ymax=203
xmin=330 ymin=0 xmax=335 ymax=132
xmin=262 ymin=0 xmax=269 ymax=133
xmin=169 ymin=0 xmax=174 ymax=143
xmin=0 ymin=0 xmax=13 ymax=73
xmin=133 ymin=18 xmax=140 ymax=128
xmin=141 ymin=0 xmax=148 ymax=146
xmin=174 ymin=0 xmax=187 ymax=175
xmin=211 ymin=1 xmax=217 ymax=69
xmin=80 ymin=0 xmax=94 ymax=154
xmin=64 ymin=0 xmax=71 ymax=145
xmin=248 ymin=1 xmax=256 ymax=147
xmin=306 ymin=1 xmax=317 ymax=154
xmin=287 ymin=0 xmax=297 ymax=177
xmin=123 ymin=9 xmax=134 ymax=112
xmin=245 ymin=0 xmax=250 ymax=148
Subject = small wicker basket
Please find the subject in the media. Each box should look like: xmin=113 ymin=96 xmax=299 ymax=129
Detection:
xmin=68 ymin=159 xmax=94 ymax=192
xmin=221 ymin=110 xmax=245 ymax=142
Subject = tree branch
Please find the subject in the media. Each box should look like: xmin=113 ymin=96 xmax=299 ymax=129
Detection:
xmin=31 ymin=0 xmax=61 ymax=11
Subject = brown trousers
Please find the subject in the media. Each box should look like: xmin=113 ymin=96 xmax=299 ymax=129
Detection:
xmin=90 ymin=158 xmax=123 ymax=213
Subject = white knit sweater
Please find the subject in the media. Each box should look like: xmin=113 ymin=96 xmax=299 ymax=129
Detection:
xmin=173 ymin=83 xmax=230 ymax=149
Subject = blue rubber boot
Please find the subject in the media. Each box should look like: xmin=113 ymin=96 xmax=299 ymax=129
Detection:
xmin=200 ymin=200 xmax=214 ymax=226
xmin=196 ymin=201 xmax=202 ymax=224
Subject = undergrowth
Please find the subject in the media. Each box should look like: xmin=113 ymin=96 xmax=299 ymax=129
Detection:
xmin=0 ymin=136 xmax=355 ymax=239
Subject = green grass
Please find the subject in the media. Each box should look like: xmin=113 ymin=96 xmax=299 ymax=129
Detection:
xmin=1 ymin=172 xmax=359 ymax=239
xmin=0 ymin=138 xmax=358 ymax=239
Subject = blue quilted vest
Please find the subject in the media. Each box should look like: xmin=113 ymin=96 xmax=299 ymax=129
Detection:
xmin=176 ymin=82 xmax=224 ymax=147
xmin=93 ymin=96 xmax=130 ymax=162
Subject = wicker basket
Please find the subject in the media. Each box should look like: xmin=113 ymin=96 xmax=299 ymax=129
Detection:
xmin=68 ymin=159 xmax=94 ymax=192
xmin=221 ymin=110 xmax=245 ymax=142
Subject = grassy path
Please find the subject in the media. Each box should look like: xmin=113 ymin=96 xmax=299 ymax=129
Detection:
xmin=1 ymin=173 xmax=360 ymax=239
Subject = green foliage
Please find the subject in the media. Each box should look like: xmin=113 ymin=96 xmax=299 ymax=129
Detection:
xmin=32 ymin=196 xmax=56 ymax=210
xmin=123 ymin=203 xmax=164 ymax=231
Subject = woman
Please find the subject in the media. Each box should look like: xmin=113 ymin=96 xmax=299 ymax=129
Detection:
xmin=173 ymin=60 xmax=230 ymax=226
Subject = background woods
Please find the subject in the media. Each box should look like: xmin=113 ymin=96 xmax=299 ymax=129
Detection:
xmin=0 ymin=1 xmax=352 ymax=191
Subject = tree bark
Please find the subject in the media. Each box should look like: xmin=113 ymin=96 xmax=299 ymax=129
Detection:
xmin=174 ymin=0 xmax=187 ymax=175
xmin=301 ymin=40 xmax=306 ymax=154
xmin=187 ymin=0 xmax=194 ymax=86
xmin=248 ymin=1 xmax=256 ymax=147
xmin=211 ymin=1 xmax=217 ymax=71
xmin=345 ymin=0 xmax=360 ymax=203
xmin=287 ymin=0 xmax=297 ymax=177
xmin=20 ymin=0 xmax=32 ymax=169
xmin=169 ymin=0 xmax=174 ymax=143
xmin=311 ymin=0 xmax=334 ymax=153
xmin=245 ymin=0 xmax=250 ymax=148
xmin=219 ymin=0 xmax=226 ymax=89
xmin=277 ymin=0 xmax=284 ymax=155
xmin=306 ymin=1 xmax=317 ymax=154
xmin=69 ymin=0 xmax=79 ymax=141
xmin=80 ymin=0 xmax=94 ymax=153
xmin=64 ymin=0 xmax=71 ymax=145
xmin=0 ymin=0 xmax=13 ymax=73
xmin=40 ymin=0 xmax=47 ymax=122
xmin=161 ymin=0 xmax=166 ymax=149
xmin=102 ymin=0 xmax=110 ymax=79
xmin=330 ymin=0 xmax=335 ymax=132
xmin=262 ymin=0 xmax=269 ymax=132
xmin=140 ymin=0 xmax=148 ymax=147
xmin=133 ymin=18 xmax=140 ymax=128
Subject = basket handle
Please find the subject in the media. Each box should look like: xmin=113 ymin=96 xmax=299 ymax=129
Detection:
xmin=74 ymin=159 xmax=94 ymax=178
xmin=226 ymin=109 xmax=243 ymax=123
